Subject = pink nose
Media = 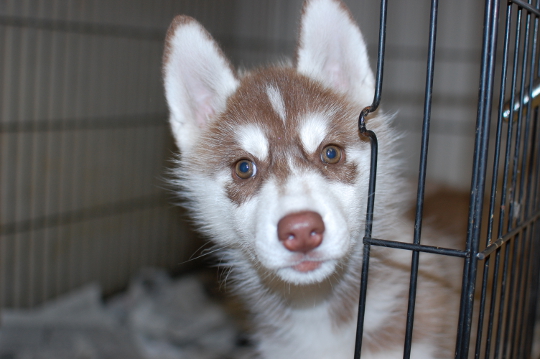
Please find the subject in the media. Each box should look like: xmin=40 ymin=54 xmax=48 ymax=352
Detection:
xmin=277 ymin=211 xmax=325 ymax=253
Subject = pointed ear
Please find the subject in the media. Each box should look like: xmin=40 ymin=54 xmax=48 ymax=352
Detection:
xmin=296 ymin=0 xmax=374 ymax=106
xmin=163 ymin=16 xmax=239 ymax=153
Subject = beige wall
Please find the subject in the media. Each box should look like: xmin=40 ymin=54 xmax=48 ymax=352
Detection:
xmin=0 ymin=0 xmax=486 ymax=308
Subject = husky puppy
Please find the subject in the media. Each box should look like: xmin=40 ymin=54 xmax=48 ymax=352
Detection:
xmin=162 ymin=0 xmax=460 ymax=357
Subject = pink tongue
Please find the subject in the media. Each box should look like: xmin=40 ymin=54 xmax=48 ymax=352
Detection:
xmin=293 ymin=261 xmax=321 ymax=272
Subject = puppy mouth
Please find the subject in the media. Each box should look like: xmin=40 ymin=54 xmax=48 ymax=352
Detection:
xmin=291 ymin=259 xmax=323 ymax=272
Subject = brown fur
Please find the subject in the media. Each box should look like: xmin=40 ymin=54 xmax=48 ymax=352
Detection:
xmin=192 ymin=67 xmax=365 ymax=205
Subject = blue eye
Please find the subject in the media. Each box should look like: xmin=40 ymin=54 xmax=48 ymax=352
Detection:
xmin=239 ymin=161 xmax=250 ymax=173
xmin=235 ymin=159 xmax=256 ymax=179
xmin=326 ymin=147 xmax=337 ymax=159
xmin=321 ymin=145 xmax=342 ymax=164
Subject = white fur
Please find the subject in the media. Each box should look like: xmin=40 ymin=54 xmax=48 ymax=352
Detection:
xmin=247 ymin=171 xmax=359 ymax=285
xmin=296 ymin=0 xmax=375 ymax=106
xmin=299 ymin=113 xmax=329 ymax=154
xmin=163 ymin=18 xmax=239 ymax=154
xmin=266 ymin=85 xmax=287 ymax=122
xmin=236 ymin=124 xmax=269 ymax=160
xmin=163 ymin=1 xmax=458 ymax=358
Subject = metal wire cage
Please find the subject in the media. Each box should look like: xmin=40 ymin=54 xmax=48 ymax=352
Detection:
xmin=0 ymin=0 xmax=539 ymax=358
xmin=354 ymin=0 xmax=540 ymax=358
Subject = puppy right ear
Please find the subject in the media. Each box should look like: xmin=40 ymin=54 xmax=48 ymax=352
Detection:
xmin=296 ymin=0 xmax=374 ymax=107
xmin=163 ymin=16 xmax=238 ymax=153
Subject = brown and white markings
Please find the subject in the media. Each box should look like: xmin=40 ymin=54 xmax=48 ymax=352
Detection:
xmin=162 ymin=0 xmax=461 ymax=358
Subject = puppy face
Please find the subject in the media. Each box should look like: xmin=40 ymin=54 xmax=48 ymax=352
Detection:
xmin=163 ymin=0 xmax=377 ymax=285
xmin=184 ymin=68 xmax=372 ymax=284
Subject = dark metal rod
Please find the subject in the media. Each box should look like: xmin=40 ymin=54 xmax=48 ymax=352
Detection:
xmin=521 ymin=107 xmax=540 ymax=356
xmin=512 ymin=0 xmax=540 ymax=17
xmin=369 ymin=0 xmax=388 ymax=112
xmin=364 ymin=238 xmax=468 ymax=258
xmin=478 ymin=2 xmax=514 ymax=357
xmin=514 ymin=225 xmax=533 ymax=358
xmin=478 ymin=210 xmax=540 ymax=259
xmin=483 ymin=248 xmax=502 ymax=358
xmin=354 ymin=0 xmax=387 ymax=356
xmin=354 ymin=120 xmax=379 ymax=359
xmin=501 ymin=234 xmax=520 ymax=359
xmin=403 ymin=2 xmax=438 ymax=356
xmin=455 ymin=0 xmax=500 ymax=356
xmin=501 ymin=7 xmax=533 ymax=356
xmin=510 ymin=8 xmax=539 ymax=355
xmin=523 ymin=220 xmax=540 ymax=356
xmin=493 ymin=7 xmax=525 ymax=357
xmin=524 ymin=126 xmax=540 ymax=354
xmin=519 ymin=107 xmax=540 ymax=357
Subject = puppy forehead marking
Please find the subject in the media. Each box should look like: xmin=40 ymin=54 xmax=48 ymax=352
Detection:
xmin=236 ymin=124 xmax=269 ymax=160
xmin=266 ymin=85 xmax=286 ymax=122
xmin=300 ymin=113 xmax=329 ymax=153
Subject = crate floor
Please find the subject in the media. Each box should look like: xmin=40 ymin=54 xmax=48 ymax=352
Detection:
xmin=0 ymin=269 xmax=253 ymax=359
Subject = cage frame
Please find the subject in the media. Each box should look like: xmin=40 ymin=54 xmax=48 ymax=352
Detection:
xmin=354 ymin=0 xmax=540 ymax=358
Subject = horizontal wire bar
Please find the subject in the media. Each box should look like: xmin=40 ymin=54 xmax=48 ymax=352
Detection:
xmin=0 ymin=194 xmax=168 ymax=236
xmin=512 ymin=0 xmax=540 ymax=16
xmin=477 ymin=209 xmax=540 ymax=259
xmin=0 ymin=15 xmax=166 ymax=41
xmin=0 ymin=113 xmax=168 ymax=133
xmin=363 ymin=237 xmax=469 ymax=258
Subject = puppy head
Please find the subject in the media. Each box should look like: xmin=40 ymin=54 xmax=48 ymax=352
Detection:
xmin=163 ymin=0 xmax=380 ymax=285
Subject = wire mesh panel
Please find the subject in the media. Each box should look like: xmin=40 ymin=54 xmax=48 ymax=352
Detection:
xmin=472 ymin=1 xmax=540 ymax=357
xmin=354 ymin=0 xmax=540 ymax=358
xmin=0 ymin=0 xmax=538 ymax=357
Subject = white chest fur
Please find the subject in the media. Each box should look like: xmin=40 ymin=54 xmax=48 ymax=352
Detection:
xmin=258 ymin=303 xmax=357 ymax=359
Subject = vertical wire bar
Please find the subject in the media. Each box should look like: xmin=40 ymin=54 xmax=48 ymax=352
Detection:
xmin=525 ymin=221 xmax=540 ymax=356
xmin=522 ymin=112 xmax=540 ymax=356
xmin=500 ymin=202 xmax=520 ymax=357
xmin=475 ymin=4 xmax=512 ymax=358
xmin=477 ymin=3 xmax=514 ymax=356
xmin=455 ymin=0 xmax=499 ymax=356
xmin=514 ymin=10 xmax=538 ymax=358
xmin=501 ymin=7 xmax=531 ymax=357
xmin=509 ymin=5 xmax=537 ymax=355
xmin=402 ymin=1 xmax=438 ymax=358
xmin=353 ymin=0 xmax=387 ymax=357
xmin=518 ymin=68 xmax=540 ymax=356
xmin=494 ymin=6 xmax=524 ymax=358
xmin=516 ymin=223 xmax=534 ymax=358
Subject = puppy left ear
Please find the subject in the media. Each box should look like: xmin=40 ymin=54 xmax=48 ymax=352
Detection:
xmin=162 ymin=15 xmax=238 ymax=154
xmin=296 ymin=0 xmax=374 ymax=106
